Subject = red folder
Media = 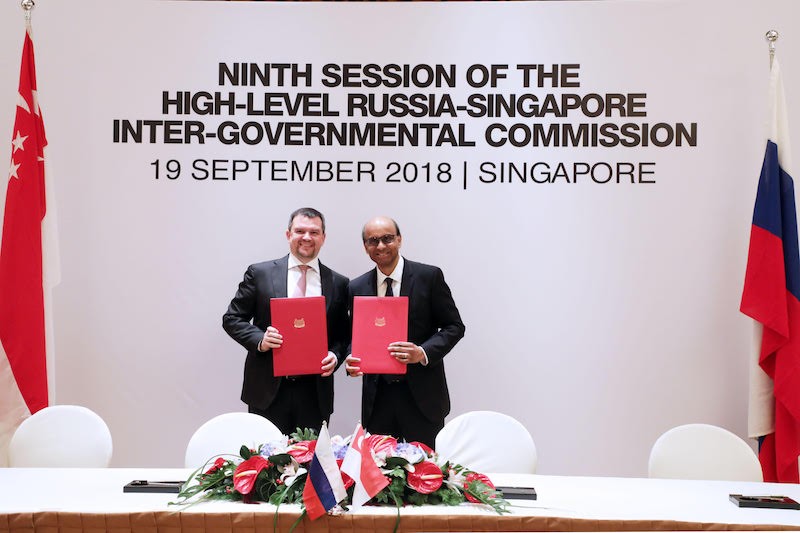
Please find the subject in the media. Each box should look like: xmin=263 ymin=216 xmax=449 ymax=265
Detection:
xmin=270 ymin=296 xmax=327 ymax=376
xmin=352 ymin=296 xmax=408 ymax=374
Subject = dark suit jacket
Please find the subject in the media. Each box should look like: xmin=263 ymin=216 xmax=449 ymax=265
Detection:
xmin=222 ymin=255 xmax=349 ymax=417
xmin=348 ymin=258 xmax=465 ymax=425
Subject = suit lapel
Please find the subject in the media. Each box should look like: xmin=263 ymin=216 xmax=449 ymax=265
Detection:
xmin=320 ymin=262 xmax=333 ymax=312
xmin=270 ymin=255 xmax=289 ymax=299
xmin=368 ymin=269 xmax=378 ymax=296
xmin=400 ymin=258 xmax=415 ymax=297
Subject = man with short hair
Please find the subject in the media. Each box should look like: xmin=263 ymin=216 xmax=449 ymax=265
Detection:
xmin=223 ymin=208 xmax=349 ymax=434
xmin=346 ymin=216 xmax=465 ymax=447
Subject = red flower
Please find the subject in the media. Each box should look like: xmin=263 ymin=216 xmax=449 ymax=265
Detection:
xmin=463 ymin=472 xmax=496 ymax=503
xmin=406 ymin=461 xmax=443 ymax=494
xmin=233 ymin=456 xmax=270 ymax=497
xmin=204 ymin=457 xmax=226 ymax=475
xmin=409 ymin=441 xmax=434 ymax=456
xmin=287 ymin=440 xmax=317 ymax=463
xmin=336 ymin=458 xmax=354 ymax=489
xmin=364 ymin=434 xmax=397 ymax=455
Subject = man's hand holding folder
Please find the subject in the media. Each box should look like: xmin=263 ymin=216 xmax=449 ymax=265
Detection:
xmin=270 ymin=296 xmax=336 ymax=376
xmin=347 ymin=297 xmax=410 ymax=376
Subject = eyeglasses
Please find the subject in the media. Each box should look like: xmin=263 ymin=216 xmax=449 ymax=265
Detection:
xmin=364 ymin=234 xmax=397 ymax=247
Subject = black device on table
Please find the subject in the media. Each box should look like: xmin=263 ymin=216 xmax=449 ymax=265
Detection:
xmin=729 ymin=494 xmax=800 ymax=510
xmin=123 ymin=480 xmax=185 ymax=493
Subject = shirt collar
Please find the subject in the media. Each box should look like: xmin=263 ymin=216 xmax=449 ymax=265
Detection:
xmin=377 ymin=256 xmax=404 ymax=288
xmin=288 ymin=253 xmax=320 ymax=273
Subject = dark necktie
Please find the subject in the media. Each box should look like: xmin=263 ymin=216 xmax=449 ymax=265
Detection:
xmin=380 ymin=276 xmax=404 ymax=384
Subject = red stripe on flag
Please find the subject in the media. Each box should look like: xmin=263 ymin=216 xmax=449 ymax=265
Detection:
xmin=755 ymin=287 xmax=800 ymax=483
xmin=759 ymin=433 xmax=779 ymax=482
xmin=302 ymin=477 xmax=326 ymax=521
xmin=760 ymin=291 xmax=800 ymax=482
xmin=741 ymin=225 xmax=789 ymax=355
xmin=0 ymin=30 xmax=48 ymax=414
xmin=360 ymin=439 xmax=389 ymax=494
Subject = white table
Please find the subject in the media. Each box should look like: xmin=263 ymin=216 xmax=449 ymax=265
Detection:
xmin=1 ymin=468 xmax=799 ymax=531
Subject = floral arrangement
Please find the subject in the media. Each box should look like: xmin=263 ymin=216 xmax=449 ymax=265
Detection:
xmin=174 ymin=427 xmax=509 ymax=523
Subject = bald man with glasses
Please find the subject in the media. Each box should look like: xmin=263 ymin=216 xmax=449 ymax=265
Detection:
xmin=346 ymin=216 xmax=465 ymax=447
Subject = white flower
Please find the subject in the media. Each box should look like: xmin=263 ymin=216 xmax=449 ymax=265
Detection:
xmin=279 ymin=458 xmax=307 ymax=487
xmin=371 ymin=447 xmax=387 ymax=467
xmin=443 ymin=467 xmax=466 ymax=490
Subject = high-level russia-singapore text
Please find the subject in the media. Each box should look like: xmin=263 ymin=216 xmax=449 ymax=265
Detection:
xmin=112 ymin=62 xmax=697 ymax=149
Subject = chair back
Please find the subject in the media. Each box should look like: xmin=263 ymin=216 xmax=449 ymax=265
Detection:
xmin=434 ymin=410 xmax=537 ymax=473
xmin=184 ymin=412 xmax=283 ymax=468
xmin=8 ymin=405 xmax=113 ymax=467
xmin=648 ymin=423 xmax=762 ymax=481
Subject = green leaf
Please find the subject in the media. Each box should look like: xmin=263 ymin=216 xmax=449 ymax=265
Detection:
xmin=269 ymin=453 xmax=293 ymax=466
xmin=240 ymin=445 xmax=252 ymax=460
xmin=269 ymin=483 xmax=292 ymax=505
xmin=435 ymin=486 xmax=465 ymax=506
xmin=289 ymin=510 xmax=306 ymax=533
xmin=373 ymin=488 xmax=390 ymax=504
xmin=464 ymin=481 xmax=510 ymax=515
xmin=386 ymin=466 xmax=406 ymax=479
xmin=384 ymin=456 xmax=409 ymax=469
xmin=407 ymin=492 xmax=427 ymax=506
xmin=389 ymin=476 xmax=405 ymax=493
xmin=290 ymin=427 xmax=318 ymax=442
xmin=388 ymin=488 xmax=403 ymax=533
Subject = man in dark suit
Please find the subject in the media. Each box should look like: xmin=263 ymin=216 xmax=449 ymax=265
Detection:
xmin=223 ymin=207 xmax=349 ymax=435
xmin=346 ymin=216 xmax=465 ymax=447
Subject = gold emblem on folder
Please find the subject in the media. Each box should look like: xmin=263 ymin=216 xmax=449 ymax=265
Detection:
xmin=294 ymin=318 xmax=306 ymax=328
xmin=375 ymin=317 xmax=386 ymax=327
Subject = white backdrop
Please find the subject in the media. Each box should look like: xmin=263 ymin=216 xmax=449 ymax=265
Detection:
xmin=1 ymin=0 xmax=799 ymax=477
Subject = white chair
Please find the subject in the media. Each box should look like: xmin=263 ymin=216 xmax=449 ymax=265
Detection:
xmin=184 ymin=412 xmax=283 ymax=468
xmin=434 ymin=411 xmax=537 ymax=473
xmin=648 ymin=423 xmax=762 ymax=482
xmin=8 ymin=405 xmax=113 ymax=467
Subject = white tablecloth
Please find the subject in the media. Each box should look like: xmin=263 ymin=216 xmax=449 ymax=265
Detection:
xmin=1 ymin=468 xmax=799 ymax=528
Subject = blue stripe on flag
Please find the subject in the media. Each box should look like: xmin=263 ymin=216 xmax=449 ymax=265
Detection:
xmin=308 ymin=454 xmax=337 ymax=511
xmin=752 ymin=140 xmax=800 ymax=301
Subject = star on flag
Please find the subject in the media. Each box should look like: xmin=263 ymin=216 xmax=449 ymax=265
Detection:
xmin=11 ymin=131 xmax=27 ymax=153
xmin=8 ymin=160 xmax=21 ymax=180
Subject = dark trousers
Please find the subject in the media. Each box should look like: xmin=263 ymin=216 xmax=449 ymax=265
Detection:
xmin=365 ymin=379 xmax=443 ymax=449
xmin=248 ymin=376 xmax=324 ymax=436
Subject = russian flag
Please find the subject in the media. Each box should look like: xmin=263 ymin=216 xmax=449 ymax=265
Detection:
xmin=302 ymin=423 xmax=347 ymax=520
xmin=340 ymin=424 xmax=389 ymax=508
xmin=741 ymin=56 xmax=800 ymax=483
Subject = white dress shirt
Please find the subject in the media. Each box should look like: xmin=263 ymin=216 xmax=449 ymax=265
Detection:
xmin=377 ymin=256 xmax=403 ymax=297
xmin=287 ymin=254 xmax=321 ymax=297
xmin=258 ymin=255 xmax=325 ymax=354
xmin=376 ymin=256 xmax=427 ymax=365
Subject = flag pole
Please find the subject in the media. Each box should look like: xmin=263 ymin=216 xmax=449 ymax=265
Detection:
xmin=766 ymin=29 xmax=778 ymax=68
